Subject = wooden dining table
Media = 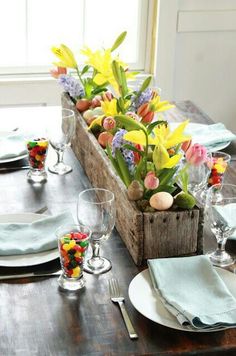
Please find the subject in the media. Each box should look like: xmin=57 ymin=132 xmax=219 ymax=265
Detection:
xmin=0 ymin=101 xmax=236 ymax=356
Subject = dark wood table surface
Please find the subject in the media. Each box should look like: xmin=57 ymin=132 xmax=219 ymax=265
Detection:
xmin=0 ymin=101 xmax=236 ymax=356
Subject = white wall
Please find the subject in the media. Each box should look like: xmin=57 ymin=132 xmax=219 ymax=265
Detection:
xmin=155 ymin=0 xmax=236 ymax=133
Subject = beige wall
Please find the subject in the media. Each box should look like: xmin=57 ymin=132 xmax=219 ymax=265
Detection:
xmin=155 ymin=0 xmax=236 ymax=133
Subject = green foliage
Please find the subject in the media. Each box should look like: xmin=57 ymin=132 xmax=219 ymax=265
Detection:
xmin=111 ymin=31 xmax=127 ymax=52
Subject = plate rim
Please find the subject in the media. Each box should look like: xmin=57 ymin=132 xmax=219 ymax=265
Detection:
xmin=128 ymin=267 xmax=235 ymax=332
xmin=0 ymin=213 xmax=59 ymax=267
xmin=0 ymin=152 xmax=28 ymax=164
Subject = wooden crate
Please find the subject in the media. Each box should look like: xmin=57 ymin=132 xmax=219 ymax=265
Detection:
xmin=62 ymin=93 xmax=204 ymax=265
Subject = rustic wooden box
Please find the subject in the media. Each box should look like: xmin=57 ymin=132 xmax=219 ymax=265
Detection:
xmin=62 ymin=93 xmax=204 ymax=266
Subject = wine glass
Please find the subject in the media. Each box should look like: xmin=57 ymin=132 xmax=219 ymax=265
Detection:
xmin=187 ymin=151 xmax=212 ymax=199
xmin=77 ymin=188 xmax=116 ymax=274
xmin=48 ymin=108 xmax=76 ymax=175
xmin=205 ymin=183 xmax=236 ymax=267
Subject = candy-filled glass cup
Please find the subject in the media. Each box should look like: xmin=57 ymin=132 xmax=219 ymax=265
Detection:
xmin=56 ymin=224 xmax=91 ymax=291
xmin=26 ymin=137 xmax=49 ymax=183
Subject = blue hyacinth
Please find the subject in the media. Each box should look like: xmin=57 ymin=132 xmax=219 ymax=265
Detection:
xmin=112 ymin=129 xmax=134 ymax=173
xmin=131 ymin=87 xmax=153 ymax=112
xmin=58 ymin=75 xmax=84 ymax=98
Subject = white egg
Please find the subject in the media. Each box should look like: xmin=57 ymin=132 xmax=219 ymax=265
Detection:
xmin=149 ymin=192 xmax=174 ymax=211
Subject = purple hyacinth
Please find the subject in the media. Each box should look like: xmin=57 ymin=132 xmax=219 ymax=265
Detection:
xmin=58 ymin=75 xmax=84 ymax=98
xmin=131 ymin=87 xmax=153 ymax=112
xmin=112 ymin=129 xmax=134 ymax=173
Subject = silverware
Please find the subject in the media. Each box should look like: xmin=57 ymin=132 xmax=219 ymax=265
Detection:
xmin=0 ymin=270 xmax=61 ymax=281
xmin=0 ymin=166 xmax=29 ymax=172
xmin=109 ymin=278 xmax=138 ymax=339
xmin=34 ymin=206 xmax=48 ymax=214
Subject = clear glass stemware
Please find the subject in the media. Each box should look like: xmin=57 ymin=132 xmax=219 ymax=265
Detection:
xmin=77 ymin=188 xmax=116 ymax=274
xmin=205 ymin=183 xmax=236 ymax=267
xmin=48 ymin=108 xmax=76 ymax=175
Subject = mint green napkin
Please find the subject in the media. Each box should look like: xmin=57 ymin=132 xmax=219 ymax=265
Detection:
xmin=0 ymin=133 xmax=27 ymax=159
xmin=0 ymin=211 xmax=74 ymax=255
xmin=186 ymin=123 xmax=236 ymax=148
xmin=148 ymin=255 xmax=236 ymax=330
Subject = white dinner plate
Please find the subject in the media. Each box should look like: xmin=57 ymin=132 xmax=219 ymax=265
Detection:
xmin=0 ymin=153 xmax=28 ymax=164
xmin=0 ymin=213 xmax=59 ymax=267
xmin=128 ymin=267 xmax=236 ymax=332
xmin=169 ymin=122 xmax=230 ymax=152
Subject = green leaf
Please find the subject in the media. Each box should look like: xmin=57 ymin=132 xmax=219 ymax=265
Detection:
xmin=115 ymin=115 xmax=146 ymax=131
xmin=139 ymin=76 xmax=152 ymax=94
xmin=144 ymin=184 xmax=177 ymax=199
xmin=92 ymin=87 xmax=107 ymax=95
xmin=106 ymin=144 xmax=123 ymax=181
xmin=111 ymin=60 xmax=122 ymax=86
xmin=122 ymin=144 xmax=145 ymax=157
xmin=147 ymin=120 xmax=168 ymax=135
xmin=158 ymin=167 xmax=178 ymax=186
xmin=120 ymin=66 xmax=128 ymax=97
xmin=134 ymin=157 xmax=145 ymax=182
xmin=115 ymin=150 xmax=132 ymax=187
xmin=111 ymin=31 xmax=127 ymax=52
xmin=81 ymin=65 xmax=90 ymax=75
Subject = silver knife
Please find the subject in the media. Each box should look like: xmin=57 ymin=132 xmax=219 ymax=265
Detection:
xmin=0 ymin=166 xmax=30 ymax=172
xmin=0 ymin=270 xmax=61 ymax=280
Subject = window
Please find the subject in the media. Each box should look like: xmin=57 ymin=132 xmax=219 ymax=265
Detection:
xmin=0 ymin=0 xmax=154 ymax=76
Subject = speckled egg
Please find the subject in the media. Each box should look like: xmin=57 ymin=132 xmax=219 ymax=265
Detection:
xmin=149 ymin=192 xmax=174 ymax=211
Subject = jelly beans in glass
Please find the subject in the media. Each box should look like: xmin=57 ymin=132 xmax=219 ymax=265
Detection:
xmin=26 ymin=138 xmax=49 ymax=183
xmin=77 ymin=188 xmax=116 ymax=274
xmin=207 ymin=151 xmax=231 ymax=188
xmin=48 ymin=108 xmax=76 ymax=175
xmin=56 ymin=224 xmax=91 ymax=291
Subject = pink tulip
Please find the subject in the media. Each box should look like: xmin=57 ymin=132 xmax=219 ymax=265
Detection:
xmin=126 ymin=111 xmax=140 ymax=121
xmin=185 ymin=143 xmax=207 ymax=166
xmin=144 ymin=171 xmax=159 ymax=190
xmin=103 ymin=116 xmax=116 ymax=130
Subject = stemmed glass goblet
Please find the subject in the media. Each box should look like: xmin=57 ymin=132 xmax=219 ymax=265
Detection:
xmin=206 ymin=183 xmax=236 ymax=267
xmin=48 ymin=108 xmax=76 ymax=175
xmin=77 ymin=188 xmax=116 ymax=274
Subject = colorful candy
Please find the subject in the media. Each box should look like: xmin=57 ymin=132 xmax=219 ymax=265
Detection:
xmin=59 ymin=231 xmax=89 ymax=279
xmin=208 ymin=157 xmax=228 ymax=187
xmin=26 ymin=138 xmax=49 ymax=170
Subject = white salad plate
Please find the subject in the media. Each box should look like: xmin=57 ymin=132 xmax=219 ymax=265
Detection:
xmin=0 ymin=213 xmax=59 ymax=267
xmin=128 ymin=267 xmax=236 ymax=332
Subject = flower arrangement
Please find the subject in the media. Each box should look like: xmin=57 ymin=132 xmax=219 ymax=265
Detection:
xmin=51 ymin=32 xmax=208 ymax=212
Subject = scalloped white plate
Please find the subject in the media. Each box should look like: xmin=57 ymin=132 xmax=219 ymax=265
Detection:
xmin=0 ymin=213 xmax=59 ymax=267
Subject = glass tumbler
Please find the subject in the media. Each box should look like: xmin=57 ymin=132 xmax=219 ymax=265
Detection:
xmin=56 ymin=224 xmax=91 ymax=291
xmin=26 ymin=137 xmax=49 ymax=183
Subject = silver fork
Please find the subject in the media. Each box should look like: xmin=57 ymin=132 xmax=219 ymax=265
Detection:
xmin=109 ymin=278 xmax=138 ymax=339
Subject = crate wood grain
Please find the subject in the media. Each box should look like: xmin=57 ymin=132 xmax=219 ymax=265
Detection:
xmin=62 ymin=93 xmax=203 ymax=265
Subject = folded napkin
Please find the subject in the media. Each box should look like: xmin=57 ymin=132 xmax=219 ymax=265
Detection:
xmin=185 ymin=123 xmax=236 ymax=148
xmin=148 ymin=255 xmax=236 ymax=330
xmin=0 ymin=211 xmax=74 ymax=255
xmin=0 ymin=133 xmax=27 ymax=159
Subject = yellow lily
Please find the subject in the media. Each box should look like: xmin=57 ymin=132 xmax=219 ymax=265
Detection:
xmin=101 ymin=98 xmax=119 ymax=117
xmin=88 ymin=115 xmax=104 ymax=130
xmin=51 ymin=44 xmax=78 ymax=69
xmin=124 ymin=120 xmax=190 ymax=146
xmin=149 ymin=95 xmax=175 ymax=113
xmin=81 ymin=46 xmax=136 ymax=94
xmin=153 ymin=143 xmax=182 ymax=170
